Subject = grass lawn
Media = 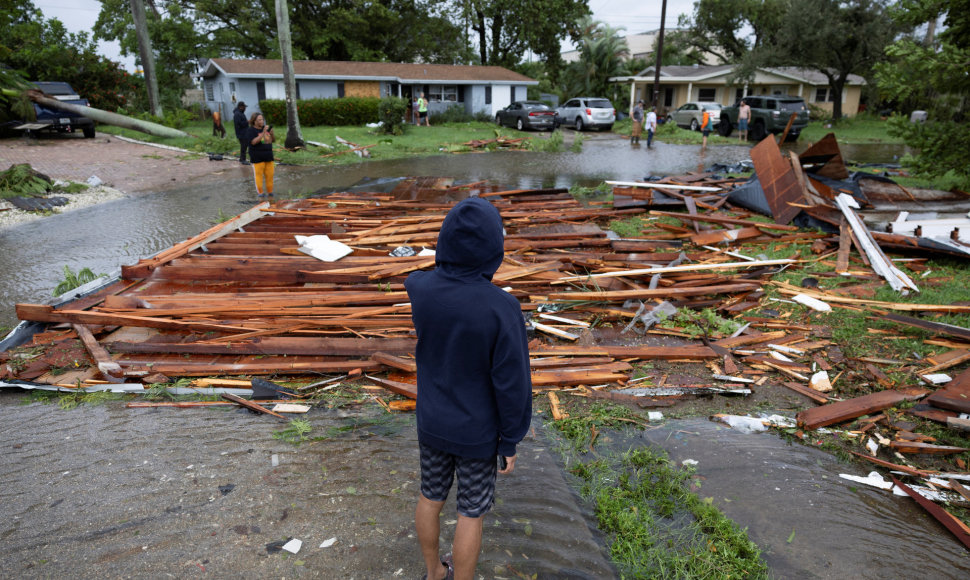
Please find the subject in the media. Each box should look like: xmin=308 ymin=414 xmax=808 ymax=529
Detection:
xmin=97 ymin=119 xmax=560 ymax=166
xmin=800 ymin=113 xmax=904 ymax=144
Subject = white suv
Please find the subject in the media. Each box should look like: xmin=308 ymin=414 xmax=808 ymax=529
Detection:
xmin=556 ymin=97 xmax=616 ymax=131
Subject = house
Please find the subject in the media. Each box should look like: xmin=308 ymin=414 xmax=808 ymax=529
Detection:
xmin=561 ymin=29 xmax=719 ymax=65
xmin=198 ymin=58 xmax=538 ymax=121
xmin=611 ymin=64 xmax=866 ymax=117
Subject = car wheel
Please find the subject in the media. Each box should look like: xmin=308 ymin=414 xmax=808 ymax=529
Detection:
xmin=751 ymin=120 xmax=767 ymax=142
xmin=516 ymin=118 xmax=524 ymax=131
xmin=83 ymin=126 xmax=95 ymax=139
xmin=718 ymin=119 xmax=732 ymax=137
xmin=575 ymin=118 xmax=584 ymax=131
xmin=690 ymin=118 xmax=699 ymax=132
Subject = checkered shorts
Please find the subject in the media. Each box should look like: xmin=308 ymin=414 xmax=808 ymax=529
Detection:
xmin=419 ymin=444 xmax=497 ymax=518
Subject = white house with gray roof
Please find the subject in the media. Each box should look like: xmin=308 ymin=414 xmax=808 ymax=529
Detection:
xmin=199 ymin=58 xmax=538 ymax=121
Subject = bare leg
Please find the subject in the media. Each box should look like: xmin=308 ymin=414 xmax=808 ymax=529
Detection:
xmin=416 ymin=495 xmax=449 ymax=580
xmin=452 ymin=514 xmax=484 ymax=580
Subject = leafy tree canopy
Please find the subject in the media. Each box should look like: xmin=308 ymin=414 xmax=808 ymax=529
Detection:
xmin=561 ymin=17 xmax=628 ymax=102
xmin=875 ymin=0 xmax=970 ymax=184
xmin=0 ymin=0 xmax=137 ymax=111
xmin=676 ymin=0 xmax=788 ymax=64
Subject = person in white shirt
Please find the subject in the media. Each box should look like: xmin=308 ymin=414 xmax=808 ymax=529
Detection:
xmin=645 ymin=107 xmax=658 ymax=148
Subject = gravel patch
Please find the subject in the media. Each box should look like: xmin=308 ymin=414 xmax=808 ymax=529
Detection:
xmin=0 ymin=185 xmax=127 ymax=231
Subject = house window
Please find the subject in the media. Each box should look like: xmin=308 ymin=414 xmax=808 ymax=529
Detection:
xmin=815 ymin=87 xmax=833 ymax=102
xmin=698 ymin=88 xmax=716 ymax=102
xmin=485 ymin=86 xmax=491 ymax=105
xmin=229 ymin=82 xmax=236 ymax=93
xmin=205 ymin=80 xmax=214 ymax=101
xmin=428 ymin=85 xmax=458 ymax=102
xmin=663 ymin=87 xmax=673 ymax=107
xmin=337 ymin=82 xmax=344 ymax=98
xmin=295 ymin=82 xmax=301 ymax=100
xmin=735 ymin=88 xmax=745 ymax=103
xmin=256 ymin=81 xmax=266 ymax=102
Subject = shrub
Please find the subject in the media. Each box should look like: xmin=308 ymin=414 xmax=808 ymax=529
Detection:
xmin=432 ymin=104 xmax=474 ymax=124
xmin=260 ymin=97 xmax=380 ymax=127
xmin=378 ymin=96 xmax=408 ymax=135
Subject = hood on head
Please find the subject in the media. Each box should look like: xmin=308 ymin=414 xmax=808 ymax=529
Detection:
xmin=435 ymin=197 xmax=504 ymax=280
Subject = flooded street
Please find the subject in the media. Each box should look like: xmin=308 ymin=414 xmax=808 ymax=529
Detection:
xmin=2 ymin=393 xmax=966 ymax=578
xmin=5 ymin=134 xmax=959 ymax=578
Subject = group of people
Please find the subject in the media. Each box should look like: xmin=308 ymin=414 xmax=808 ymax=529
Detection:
xmin=233 ymin=101 xmax=276 ymax=197
xmin=630 ymin=100 xmax=658 ymax=148
xmin=631 ymin=98 xmax=751 ymax=149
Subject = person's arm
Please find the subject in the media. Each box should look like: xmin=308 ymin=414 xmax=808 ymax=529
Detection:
xmin=491 ymin=305 xmax=533 ymax=472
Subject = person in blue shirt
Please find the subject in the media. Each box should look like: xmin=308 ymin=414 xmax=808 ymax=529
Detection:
xmin=406 ymin=197 xmax=532 ymax=580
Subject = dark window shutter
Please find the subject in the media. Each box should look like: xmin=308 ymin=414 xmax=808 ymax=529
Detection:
xmin=296 ymin=82 xmax=301 ymax=100
xmin=485 ymin=86 xmax=492 ymax=105
xmin=256 ymin=81 xmax=266 ymax=103
xmin=337 ymin=82 xmax=345 ymax=98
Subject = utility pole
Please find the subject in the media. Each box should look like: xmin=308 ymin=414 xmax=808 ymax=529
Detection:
xmin=651 ymin=0 xmax=668 ymax=109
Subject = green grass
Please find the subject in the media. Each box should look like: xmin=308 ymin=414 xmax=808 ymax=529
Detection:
xmin=800 ymin=114 xmax=903 ymax=144
xmin=547 ymin=400 xmax=768 ymax=579
xmin=97 ymin=119 xmax=531 ymax=166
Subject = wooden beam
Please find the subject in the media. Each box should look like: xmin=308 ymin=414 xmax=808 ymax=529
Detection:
xmin=796 ymin=389 xmax=928 ymax=429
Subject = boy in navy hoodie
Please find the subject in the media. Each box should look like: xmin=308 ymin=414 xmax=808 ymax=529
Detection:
xmin=406 ymin=197 xmax=532 ymax=580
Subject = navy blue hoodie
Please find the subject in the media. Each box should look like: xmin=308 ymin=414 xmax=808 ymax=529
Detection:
xmin=405 ymin=197 xmax=532 ymax=459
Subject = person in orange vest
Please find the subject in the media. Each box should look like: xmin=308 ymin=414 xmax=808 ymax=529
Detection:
xmin=701 ymin=107 xmax=712 ymax=150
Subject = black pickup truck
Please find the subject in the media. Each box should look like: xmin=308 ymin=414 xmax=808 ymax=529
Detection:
xmin=718 ymin=95 xmax=809 ymax=142
xmin=28 ymin=82 xmax=96 ymax=138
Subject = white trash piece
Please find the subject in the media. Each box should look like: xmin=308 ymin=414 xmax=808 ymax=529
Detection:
xmin=839 ymin=471 xmax=893 ymax=491
xmin=715 ymin=414 xmax=768 ymax=434
xmin=295 ymin=234 xmax=353 ymax=262
xmin=792 ymin=293 xmax=832 ymax=312
xmin=282 ymin=538 xmax=302 ymax=554
xmin=647 ymin=411 xmax=663 ymax=421
xmin=810 ymin=371 xmax=833 ymax=392
xmin=86 ymin=175 xmax=103 ymax=187
xmin=320 ymin=537 xmax=338 ymax=548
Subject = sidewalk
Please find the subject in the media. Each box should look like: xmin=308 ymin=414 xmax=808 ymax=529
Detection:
xmin=0 ymin=134 xmax=238 ymax=194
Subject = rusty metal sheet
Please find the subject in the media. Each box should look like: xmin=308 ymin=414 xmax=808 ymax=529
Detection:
xmin=750 ymin=136 xmax=804 ymax=224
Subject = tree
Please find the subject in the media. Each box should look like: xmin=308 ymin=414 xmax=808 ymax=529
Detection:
xmin=875 ymin=0 xmax=970 ymax=183
xmin=129 ymin=0 xmax=163 ymax=116
xmin=677 ymin=0 xmax=788 ymax=64
xmin=465 ymin=0 xmax=590 ymax=78
xmin=275 ymin=0 xmax=304 ymax=150
xmin=561 ymin=17 xmax=629 ymax=100
xmin=775 ymin=0 xmax=900 ymax=120
xmin=0 ymin=1 xmax=137 ymax=112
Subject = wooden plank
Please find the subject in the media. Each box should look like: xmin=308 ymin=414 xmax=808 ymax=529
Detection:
xmin=371 ymin=352 xmax=417 ymax=373
xmin=883 ymin=313 xmax=970 ymax=343
xmin=17 ymin=304 xmax=253 ymax=333
xmin=365 ymin=375 xmax=418 ymax=399
xmin=106 ymin=337 xmax=416 ymax=356
xmin=891 ymin=477 xmax=970 ymax=551
xmin=72 ymin=324 xmax=123 ymax=382
xmin=836 ymin=218 xmax=851 ymax=273
xmin=779 ymin=381 xmax=830 ymax=404
xmin=547 ymin=282 xmax=762 ymax=302
xmin=888 ymin=441 xmax=967 ymax=455
xmin=796 ymin=389 xmax=928 ymax=429
xmin=221 ymin=393 xmax=287 ymax=419
xmin=925 ymin=368 xmax=970 ymax=413
xmin=648 ymin=210 xmax=800 ymax=231
xmin=555 ymin=261 xmax=793 ymax=283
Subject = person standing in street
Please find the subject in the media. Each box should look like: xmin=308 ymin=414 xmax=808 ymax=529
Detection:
xmin=738 ymin=99 xmax=751 ymax=142
xmin=234 ymin=102 xmax=250 ymax=164
xmin=418 ymin=92 xmax=430 ymax=126
xmin=701 ymin=107 xmax=712 ymax=150
xmin=406 ymin=197 xmax=533 ymax=580
xmin=246 ymin=113 xmax=275 ymax=197
xmin=645 ymin=106 xmax=658 ymax=149
xmin=630 ymin=100 xmax=644 ymax=145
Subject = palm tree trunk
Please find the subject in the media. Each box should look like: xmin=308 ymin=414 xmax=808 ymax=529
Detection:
xmin=22 ymin=90 xmax=189 ymax=139
xmin=276 ymin=0 xmax=305 ymax=149
xmin=130 ymin=0 xmax=163 ymax=118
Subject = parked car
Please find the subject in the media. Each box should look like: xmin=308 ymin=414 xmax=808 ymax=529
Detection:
xmin=28 ymin=82 xmax=96 ymax=138
xmin=718 ymin=96 xmax=809 ymax=142
xmin=495 ymin=100 xmax=557 ymax=131
xmin=665 ymin=102 xmax=722 ymax=132
xmin=556 ymin=97 xmax=615 ymax=131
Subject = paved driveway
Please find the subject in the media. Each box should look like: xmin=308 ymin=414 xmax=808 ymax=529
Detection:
xmin=0 ymin=134 xmax=239 ymax=194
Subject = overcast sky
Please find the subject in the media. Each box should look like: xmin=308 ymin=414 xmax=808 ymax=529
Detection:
xmin=34 ymin=0 xmax=697 ymax=71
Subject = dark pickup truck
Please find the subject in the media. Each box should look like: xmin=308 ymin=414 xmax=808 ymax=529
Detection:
xmin=28 ymin=82 xmax=96 ymax=138
xmin=718 ymin=96 xmax=809 ymax=142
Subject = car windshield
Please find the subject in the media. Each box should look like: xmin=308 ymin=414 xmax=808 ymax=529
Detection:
xmin=524 ymin=103 xmax=550 ymax=110
xmin=777 ymin=100 xmax=806 ymax=112
xmin=587 ymin=99 xmax=612 ymax=108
